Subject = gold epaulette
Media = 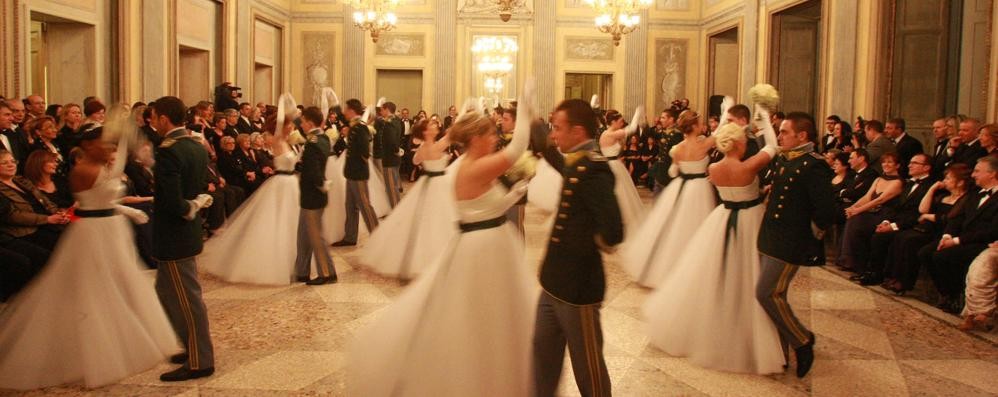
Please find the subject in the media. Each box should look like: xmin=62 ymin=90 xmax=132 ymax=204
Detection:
xmin=160 ymin=138 xmax=176 ymax=148
xmin=308 ymin=135 xmax=319 ymax=143
xmin=564 ymin=151 xmax=588 ymax=167
xmin=587 ymin=151 xmax=607 ymax=162
xmin=809 ymin=152 xmax=824 ymax=160
xmin=782 ymin=150 xmax=806 ymax=161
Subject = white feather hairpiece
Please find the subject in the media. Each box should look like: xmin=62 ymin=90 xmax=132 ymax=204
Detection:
xmin=277 ymin=93 xmax=298 ymax=134
xmin=590 ymin=94 xmax=600 ymax=109
xmin=376 ymin=97 xmax=387 ymax=108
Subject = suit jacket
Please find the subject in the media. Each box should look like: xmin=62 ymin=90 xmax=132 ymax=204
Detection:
xmin=125 ymin=161 xmax=155 ymax=197
xmin=944 ymin=188 xmax=998 ymax=245
xmin=235 ymin=117 xmax=256 ymax=135
xmin=0 ymin=176 xmax=59 ymax=238
xmin=152 ymin=128 xmax=209 ymax=260
xmin=952 ymin=141 xmax=988 ymax=168
xmin=0 ymin=128 xmax=29 ymax=166
xmin=299 ymin=129 xmax=331 ymax=209
xmin=344 ymin=119 xmax=371 ymax=181
xmin=884 ymin=176 xmax=934 ymax=229
xmin=930 ymin=138 xmax=950 ymax=178
xmin=865 ymin=136 xmax=897 ymax=174
xmin=894 ymin=134 xmax=924 ymax=166
xmin=539 ymin=141 xmax=623 ymax=305
xmin=840 ymin=167 xmax=878 ymax=205
xmin=217 ymin=150 xmax=251 ymax=189
xmin=140 ymin=125 xmax=162 ymax=149
xmin=380 ymin=117 xmax=403 ymax=167
xmin=758 ymin=145 xmax=837 ymax=266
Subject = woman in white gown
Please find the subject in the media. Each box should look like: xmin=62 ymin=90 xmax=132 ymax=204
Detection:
xmin=643 ymin=107 xmax=786 ymax=374
xmin=598 ymin=106 xmax=646 ymax=239
xmin=349 ymin=81 xmax=540 ymax=396
xmin=623 ymin=110 xmax=717 ymax=287
xmin=200 ymin=93 xmax=302 ymax=285
xmin=359 ymin=119 xmax=460 ymax=280
xmin=0 ymin=124 xmax=178 ymax=390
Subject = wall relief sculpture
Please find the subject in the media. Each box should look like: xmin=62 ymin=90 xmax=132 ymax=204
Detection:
xmin=655 ymin=38 xmax=687 ymax=107
xmin=565 ymin=37 xmax=615 ymax=61
xmin=458 ymin=0 xmax=532 ymax=15
xmin=302 ymin=32 xmax=335 ymax=106
xmin=375 ymin=33 xmax=425 ymax=56
xmin=657 ymin=0 xmax=689 ymax=10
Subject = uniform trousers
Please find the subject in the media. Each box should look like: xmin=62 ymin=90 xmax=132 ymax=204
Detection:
xmin=533 ymin=291 xmax=611 ymax=397
xmin=155 ymin=257 xmax=215 ymax=370
xmin=294 ymin=208 xmax=336 ymax=279
xmin=757 ymin=255 xmax=813 ymax=350
xmin=343 ymin=180 xmax=379 ymax=243
xmin=382 ymin=166 xmax=402 ymax=208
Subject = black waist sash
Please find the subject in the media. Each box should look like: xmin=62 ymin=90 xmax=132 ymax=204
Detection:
xmin=720 ymin=196 xmax=765 ymax=273
xmin=423 ymin=170 xmax=445 ymax=177
xmin=459 ymin=216 xmax=507 ymax=233
xmin=75 ymin=208 xmax=116 ymax=218
xmin=275 ymin=170 xmax=295 ymax=176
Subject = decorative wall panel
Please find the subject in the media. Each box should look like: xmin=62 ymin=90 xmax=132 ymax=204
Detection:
xmin=302 ymin=31 xmax=335 ymax=106
xmin=565 ymin=37 xmax=615 ymax=61
xmin=375 ymin=33 xmax=425 ymax=56
xmin=654 ymin=38 xmax=687 ymax=107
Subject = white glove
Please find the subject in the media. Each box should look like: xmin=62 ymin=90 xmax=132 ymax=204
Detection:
xmin=376 ymin=97 xmax=387 ymax=107
xmin=183 ymin=194 xmax=214 ymax=220
xmin=717 ymin=96 xmax=734 ymax=130
xmin=397 ymin=148 xmax=405 ymax=157
xmin=322 ymin=180 xmax=334 ymax=193
xmin=116 ymin=205 xmax=149 ymax=224
xmin=502 ymin=77 xmax=536 ymax=164
xmin=754 ymin=104 xmax=778 ymax=157
xmin=624 ymin=106 xmax=645 ymax=136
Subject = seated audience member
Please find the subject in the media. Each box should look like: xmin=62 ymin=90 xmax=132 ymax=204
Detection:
xmin=236 ymin=133 xmax=268 ymax=183
xmin=949 ymin=118 xmax=986 ymax=167
xmin=0 ymin=195 xmax=50 ymax=301
xmin=960 ymin=241 xmax=997 ymax=331
xmin=884 ymin=118 xmax=923 ymax=177
xmin=839 ymin=153 xmax=903 ymax=274
xmin=204 ymin=160 xmax=245 ymax=233
xmin=861 ymin=120 xmax=897 ymax=174
xmin=929 ymin=118 xmax=951 ymax=178
xmin=122 ymin=141 xmax=156 ymax=267
xmin=858 ymin=153 xmax=935 ymax=285
xmin=44 ymin=104 xmax=62 ymax=124
xmin=81 ymin=100 xmax=105 ymax=131
xmin=918 ymin=156 xmax=998 ymax=313
xmin=978 ymin=123 xmax=997 ymax=158
xmin=0 ymin=149 xmax=67 ymax=253
xmin=23 ymin=150 xmax=73 ymax=209
xmin=217 ymin=135 xmax=258 ymax=195
xmin=839 ymin=149 xmax=879 ymax=210
xmin=27 ymin=116 xmax=69 ymax=178
xmin=55 ymin=103 xmax=85 ymax=152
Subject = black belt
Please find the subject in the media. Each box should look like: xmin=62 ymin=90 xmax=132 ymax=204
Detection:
xmin=720 ymin=196 xmax=765 ymax=278
xmin=424 ymin=170 xmax=445 ymax=177
xmin=721 ymin=197 xmax=763 ymax=210
xmin=606 ymin=156 xmax=619 ymax=160
xmin=275 ymin=170 xmax=295 ymax=175
xmin=459 ymin=216 xmax=506 ymax=233
xmin=679 ymin=172 xmax=707 ymax=180
xmin=75 ymin=208 xmax=116 ymax=218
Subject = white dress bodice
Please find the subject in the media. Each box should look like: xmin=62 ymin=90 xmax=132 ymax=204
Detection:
xmin=274 ymin=151 xmax=297 ymax=172
xmin=422 ymin=157 xmax=449 ymax=173
xmin=600 ymin=142 xmax=622 ymax=157
xmin=456 ymin=184 xmax=515 ymax=223
xmin=677 ymin=156 xmax=710 ymax=174
xmin=75 ymin=168 xmax=124 ymax=211
xmin=716 ymin=180 xmax=760 ymax=202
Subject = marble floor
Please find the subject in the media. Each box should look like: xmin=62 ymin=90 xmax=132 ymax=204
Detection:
xmin=3 ymin=188 xmax=997 ymax=397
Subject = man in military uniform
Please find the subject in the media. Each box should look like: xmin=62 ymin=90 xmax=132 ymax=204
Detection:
xmin=150 ymin=96 xmax=216 ymax=382
xmin=757 ymin=112 xmax=836 ymax=379
xmin=294 ymin=106 xmax=337 ymax=285
xmin=378 ymin=101 xmax=403 ymax=207
xmin=333 ymin=99 xmax=379 ymax=246
xmin=649 ymin=108 xmax=682 ymax=192
xmin=533 ymin=99 xmax=623 ymax=397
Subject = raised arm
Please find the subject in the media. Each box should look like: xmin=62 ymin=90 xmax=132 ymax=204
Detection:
xmin=461 ymin=78 xmax=536 ymax=183
xmin=744 ymin=105 xmax=779 ymax=172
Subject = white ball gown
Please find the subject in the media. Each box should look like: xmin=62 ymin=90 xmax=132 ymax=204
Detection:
xmin=321 ymin=153 xmax=392 ymax=243
xmin=349 ymin=183 xmax=539 ymax=396
xmin=622 ymin=156 xmax=716 ymax=287
xmin=0 ymin=165 xmax=177 ymax=390
xmin=200 ymin=151 xmax=301 ymax=285
xmin=642 ymin=180 xmax=785 ymax=374
xmin=601 ymin=141 xmax=646 ymax=239
xmin=359 ymin=157 xmax=460 ymax=279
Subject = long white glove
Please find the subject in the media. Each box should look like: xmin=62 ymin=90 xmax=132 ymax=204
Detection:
xmin=501 ymin=77 xmax=536 ymax=164
xmin=183 ymin=193 xmax=214 ymax=220
xmin=716 ymin=96 xmax=734 ymax=130
xmin=116 ymin=205 xmax=149 ymax=225
xmin=753 ymin=104 xmax=779 ymax=157
xmin=623 ymin=106 xmax=645 ymax=136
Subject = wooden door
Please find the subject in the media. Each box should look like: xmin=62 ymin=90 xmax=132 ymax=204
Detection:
xmin=770 ymin=3 xmax=821 ymax=116
xmin=888 ymin=0 xmax=953 ymax=141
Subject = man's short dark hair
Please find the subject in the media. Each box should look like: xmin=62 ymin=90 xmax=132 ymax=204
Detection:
xmin=504 ymin=106 xmax=517 ymax=120
xmin=826 ymin=115 xmax=841 ymax=123
xmin=785 ymin=112 xmax=817 ymax=143
xmin=727 ymin=104 xmax=750 ymax=122
xmin=662 ymin=108 xmax=679 ymax=120
xmin=887 ymin=118 xmax=906 ymax=132
xmin=344 ymin=99 xmax=364 ymax=115
xmin=239 ymin=102 xmax=252 ymax=110
xmin=0 ymin=101 xmax=9 ymax=111
xmin=978 ymin=155 xmax=998 ymax=173
xmin=911 ymin=153 xmax=930 ymax=168
xmin=151 ymin=96 xmax=187 ymax=125
xmin=866 ymin=119 xmax=885 ymax=134
xmin=555 ymin=99 xmax=597 ymax=138
xmin=301 ymin=106 xmax=324 ymax=126
xmin=852 ymin=148 xmax=870 ymax=163
xmin=382 ymin=101 xmax=397 ymax=113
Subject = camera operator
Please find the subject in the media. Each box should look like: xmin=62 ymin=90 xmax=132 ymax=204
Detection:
xmin=214 ymin=82 xmax=242 ymax=112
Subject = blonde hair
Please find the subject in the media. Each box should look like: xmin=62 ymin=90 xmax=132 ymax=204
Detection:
xmin=676 ymin=110 xmax=700 ymax=135
xmin=713 ymin=123 xmax=746 ymax=154
xmin=448 ymin=112 xmax=495 ymax=147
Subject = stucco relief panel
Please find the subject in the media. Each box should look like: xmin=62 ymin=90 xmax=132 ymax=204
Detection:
xmin=375 ymin=33 xmax=426 ymax=56
xmin=654 ymin=38 xmax=687 ymax=107
xmin=302 ymin=31 xmax=336 ymax=106
xmin=565 ymin=37 xmax=615 ymax=61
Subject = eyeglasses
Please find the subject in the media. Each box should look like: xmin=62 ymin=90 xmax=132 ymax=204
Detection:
xmin=909 ymin=161 xmax=929 ymax=166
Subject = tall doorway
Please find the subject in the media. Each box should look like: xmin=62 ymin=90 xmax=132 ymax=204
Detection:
xmin=564 ymin=73 xmax=613 ymax=109
xmin=29 ymin=13 xmax=96 ymax=104
xmin=769 ymin=0 xmax=822 ymax=116
xmin=707 ymin=27 xmax=740 ymax=100
xmin=376 ymin=69 xmax=423 ymax=112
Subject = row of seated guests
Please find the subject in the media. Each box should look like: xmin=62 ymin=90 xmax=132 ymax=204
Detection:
xmin=827 ymin=115 xmax=997 ymax=329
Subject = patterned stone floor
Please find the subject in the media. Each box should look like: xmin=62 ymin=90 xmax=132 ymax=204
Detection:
xmin=2 ymin=188 xmax=997 ymax=396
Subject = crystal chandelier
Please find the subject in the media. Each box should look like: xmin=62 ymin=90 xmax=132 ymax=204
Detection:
xmin=472 ymin=37 xmax=518 ymax=96
xmin=496 ymin=0 xmax=526 ymax=22
xmin=583 ymin=0 xmax=652 ymax=46
xmin=345 ymin=0 xmax=401 ymax=43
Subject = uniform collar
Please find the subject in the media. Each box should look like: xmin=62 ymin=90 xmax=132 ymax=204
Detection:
xmin=781 ymin=142 xmax=814 ymax=160
xmin=307 ymin=128 xmax=322 ymax=135
xmin=566 ymin=139 xmax=595 ymax=153
xmin=165 ymin=127 xmax=188 ymax=139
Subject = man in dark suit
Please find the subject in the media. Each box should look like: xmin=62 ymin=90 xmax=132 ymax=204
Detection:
xmin=839 ymin=149 xmax=878 ymax=211
xmin=149 ymin=96 xmax=215 ymax=382
xmin=863 ymin=120 xmax=897 ymax=174
xmin=203 ymin=161 xmax=245 ymax=232
xmin=443 ymin=105 xmax=457 ymax=131
xmin=234 ymin=103 xmax=257 ymax=135
xmin=918 ymin=156 xmax=998 ymax=313
xmin=293 ymin=107 xmax=337 ymax=285
xmin=0 ymin=101 xmax=28 ymax=168
xmin=885 ymin=118 xmax=923 ymax=177
xmin=534 ymin=99 xmax=623 ymax=397
xmin=859 ymin=153 xmax=935 ymax=284
xmin=378 ymin=101 xmax=403 ymax=207
xmin=757 ymin=112 xmax=836 ymax=378
xmin=217 ymin=135 xmax=260 ymax=195
xmin=929 ymin=118 xmax=950 ymax=179
xmin=333 ymin=99 xmax=379 ymax=246
xmin=950 ymin=118 xmax=987 ymax=167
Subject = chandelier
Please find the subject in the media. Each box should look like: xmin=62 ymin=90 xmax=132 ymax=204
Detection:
xmin=583 ymin=0 xmax=652 ymax=46
xmin=496 ymin=0 xmax=526 ymax=22
xmin=472 ymin=37 xmax=518 ymax=96
xmin=345 ymin=0 xmax=401 ymax=43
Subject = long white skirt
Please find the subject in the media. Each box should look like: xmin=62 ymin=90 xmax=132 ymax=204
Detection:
xmin=349 ymin=222 xmax=539 ymax=396
xmin=622 ymin=176 xmax=716 ymax=287
xmin=642 ymin=204 xmax=786 ymax=374
xmin=322 ymin=155 xmax=392 ymax=243
xmin=200 ymin=174 xmax=300 ymax=285
xmin=608 ymin=158 xmax=646 ymax=240
xmin=358 ymin=171 xmax=460 ymax=279
xmin=0 ymin=215 xmax=178 ymax=390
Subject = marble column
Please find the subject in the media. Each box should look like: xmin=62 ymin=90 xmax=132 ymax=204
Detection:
xmin=235 ymin=0 xmax=253 ymax=91
xmin=623 ymin=9 xmax=649 ymax=116
xmin=342 ymin=4 xmax=366 ymax=101
xmin=826 ymin=0 xmax=857 ymax=120
xmin=142 ymin=0 xmax=170 ymax=100
xmin=433 ymin=0 xmax=457 ymax=113
xmin=740 ymin=0 xmax=759 ymax=101
xmin=532 ymin=0 xmax=556 ymax=113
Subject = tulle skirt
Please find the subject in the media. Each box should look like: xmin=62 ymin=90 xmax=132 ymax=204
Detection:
xmin=200 ymin=174 xmax=301 ymax=285
xmin=608 ymin=159 xmax=646 ymax=239
xmin=642 ymin=204 xmax=785 ymax=374
xmin=622 ymin=176 xmax=716 ymax=287
xmin=349 ymin=223 xmax=539 ymax=396
xmin=528 ymin=158 xmax=563 ymax=214
xmin=358 ymin=172 xmax=460 ymax=279
xmin=323 ymin=155 xmax=393 ymax=242
xmin=0 ymin=215 xmax=178 ymax=390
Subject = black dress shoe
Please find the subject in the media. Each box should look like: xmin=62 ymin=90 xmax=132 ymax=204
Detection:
xmin=305 ymin=276 xmax=338 ymax=286
xmin=331 ymin=240 xmax=356 ymax=247
xmin=160 ymin=366 xmax=215 ymax=382
xmin=858 ymin=272 xmax=883 ymax=286
xmin=795 ymin=341 xmax=815 ymax=378
xmin=169 ymin=352 xmax=188 ymax=364
xmin=296 ymin=275 xmax=310 ymax=283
